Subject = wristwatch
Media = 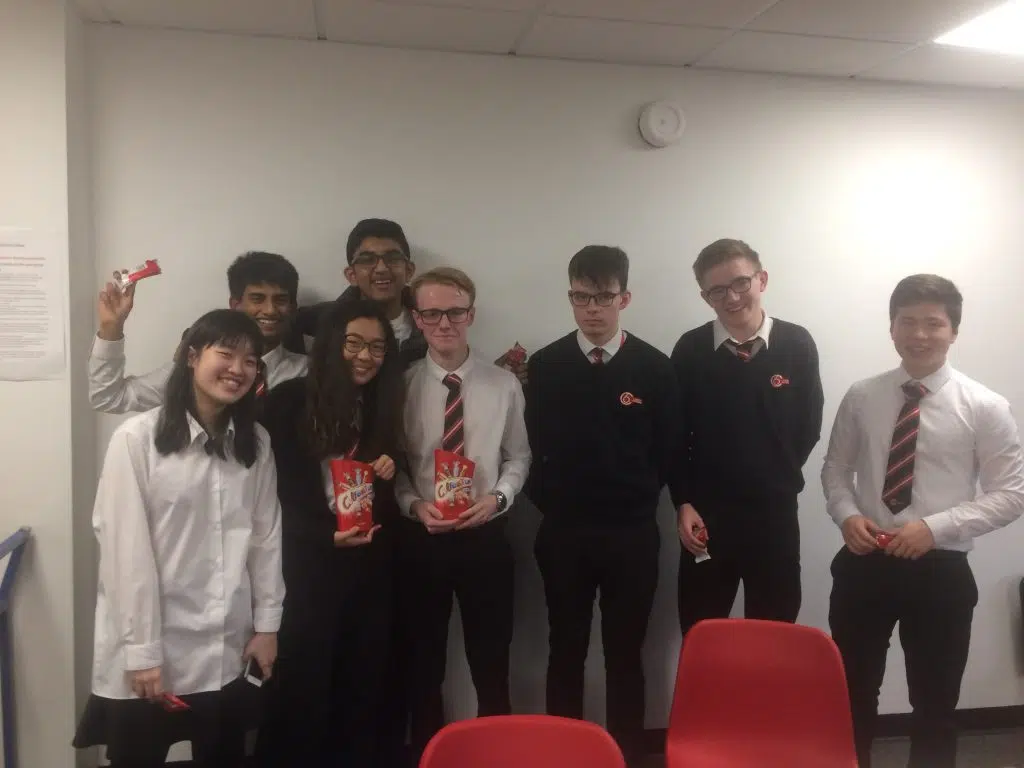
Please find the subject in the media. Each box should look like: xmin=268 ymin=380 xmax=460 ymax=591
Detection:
xmin=492 ymin=490 xmax=508 ymax=514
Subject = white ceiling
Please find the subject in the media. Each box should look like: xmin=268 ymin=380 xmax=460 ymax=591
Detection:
xmin=74 ymin=0 xmax=1024 ymax=90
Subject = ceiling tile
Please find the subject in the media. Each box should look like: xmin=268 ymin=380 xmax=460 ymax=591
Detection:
xmin=518 ymin=15 xmax=731 ymax=66
xmin=858 ymin=43 xmax=1024 ymax=89
xmin=319 ymin=0 xmax=524 ymax=53
xmin=99 ymin=0 xmax=317 ymax=38
xmin=545 ymin=0 xmax=775 ymax=29
xmin=695 ymin=30 xmax=910 ymax=77
xmin=376 ymin=0 xmax=543 ymax=10
xmin=747 ymin=0 xmax=1008 ymax=44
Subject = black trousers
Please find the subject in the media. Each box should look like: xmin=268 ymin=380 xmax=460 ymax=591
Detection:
xmin=255 ymin=543 xmax=393 ymax=767
xmin=677 ymin=497 xmax=801 ymax=636
xmin=829 ymin=547 xmax=977 ymax=768
xmin=400 ymin=517 xmax=515 ymax=760
xmin=534 ymin=518 xmax=660 ymax=761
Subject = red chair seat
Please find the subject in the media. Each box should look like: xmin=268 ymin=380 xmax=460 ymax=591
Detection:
xmin=420 ymin=714 xmax=626 ymax=768
xmin=666 ymin=619 xmax=857 ymax=768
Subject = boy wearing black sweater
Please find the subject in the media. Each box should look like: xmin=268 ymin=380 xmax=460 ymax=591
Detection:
xmin=672 ymin=239 xmax=822 ymax=636
xmin=526 ymin=246 xmax=685 ymax=764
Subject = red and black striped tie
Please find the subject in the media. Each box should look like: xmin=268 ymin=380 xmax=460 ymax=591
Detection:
xmin=442 ymin=373 xmax=465 ymax=456
xmin=882 ymin=381 xmax=928 ymax=513
xmin=726 ymin=339 xmax=758 ymax=362
xmin=254 ymin=360 xmax=268 ymax=399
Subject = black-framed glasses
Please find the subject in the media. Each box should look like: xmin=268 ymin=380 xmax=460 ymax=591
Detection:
xmin=351 ymin=250 xmax=408 ymax=269
xmin=414 ymin=307 xmax=472 ymax=325
xmin=344 ymin=334 xmax=388 ymax=359
xmin=703 ymin=273 xmax=760 ymax=302
xmin=568 ymin=290 xmax=620 ymax=307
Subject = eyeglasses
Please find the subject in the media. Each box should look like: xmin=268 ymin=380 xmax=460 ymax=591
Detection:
xmin=703 ymin=273 xmax=760 ymax=302
xmin=568 ymin=290 xmax=621 ymax=307
xmin=351 ymin=251 xmax=408 ymax=269
xmin=414 ymin=307 xmax=472 ymax=325
xmin=344 ymin=334 xmax=388 ymax=359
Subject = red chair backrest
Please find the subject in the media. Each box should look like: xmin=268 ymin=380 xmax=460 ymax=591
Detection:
xmin=419 ymin=714 xmax=626 ymax=768
xmin=668 ymin=619 xmax=856 ymax=763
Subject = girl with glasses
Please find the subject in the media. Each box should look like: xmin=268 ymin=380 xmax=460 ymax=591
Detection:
xmin=255 ymin=298 xmax=405 ymax=767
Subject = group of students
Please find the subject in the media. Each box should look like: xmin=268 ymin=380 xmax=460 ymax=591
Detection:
xmin=72 ymin=217 xmax=1024 ymax=768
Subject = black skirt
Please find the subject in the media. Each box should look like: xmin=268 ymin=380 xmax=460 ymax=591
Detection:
xmin=73 ymin=678 xmax=265 ymax=760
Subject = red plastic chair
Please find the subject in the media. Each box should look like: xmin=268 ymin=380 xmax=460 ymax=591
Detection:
xmin=667 ymin=619 xmax=857 ymax=768
xmin=419 ymin=714 xmax=626 ymax=768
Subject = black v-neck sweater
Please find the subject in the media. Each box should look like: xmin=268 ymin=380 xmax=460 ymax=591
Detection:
xmin=524 ymin=331 xmax=685 ymax=525
xmin=670 ymin=319 xmax=823 ymax=506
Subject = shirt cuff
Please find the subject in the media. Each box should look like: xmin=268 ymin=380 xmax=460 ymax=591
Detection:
xmin=92 ymin=335 xmax=126 ymax=359
xmin=397 ymin=487 xmax=420 ymax=518
xmin=253 ymin=607 xmax=283 ymax=634
xmin=923 ymin=511 xmax=959 ymax=547
xmin=493 ymin=482 xmax=516 ymax=516
xmin=123 ymin=641 xmax=163 ymax=671
xmin=828 ymin=502 xmax=860 ymax=528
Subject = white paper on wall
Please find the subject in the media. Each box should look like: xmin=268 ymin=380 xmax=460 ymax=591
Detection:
xmin=0 ymin=227 xmax=66 ymax=380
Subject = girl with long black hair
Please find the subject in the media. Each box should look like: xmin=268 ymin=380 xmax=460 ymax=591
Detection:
xmin=256 ymin=297 xmax=405 ymax=766
xmin=73 ymin=309 xmax=285 ymax=767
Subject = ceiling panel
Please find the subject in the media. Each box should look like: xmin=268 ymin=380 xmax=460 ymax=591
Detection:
xmin=545 ymin=0 xmax=776 ymax=29
xmin=97 ymin=0 xmax=317 ymax=38
xmin=319 ymin=0 xmax=525 ymax=53
xmin=376 ymin=0 xmax=544 ymax=11
xmin=859 ymin=43 xmax=1024 ymax=89
xmin=696 ymin=30 xmax=911 ymax=77
xmin=518 ymin=15 xmax=731 ymax=66
xmin=747 ymin=0 xmax=1008 ymax=44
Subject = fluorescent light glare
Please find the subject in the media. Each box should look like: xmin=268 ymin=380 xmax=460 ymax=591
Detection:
xmin=935 ymin=0 xmax=1024 ymax=56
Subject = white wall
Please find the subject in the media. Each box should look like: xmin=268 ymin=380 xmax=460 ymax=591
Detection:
xmin=87 ymin=23 xmax=1024 ymax=732
xmin=66 ymin=4 xmax=99 ymax=765
xmin=0 ymin=1 xmax=81 ymax=766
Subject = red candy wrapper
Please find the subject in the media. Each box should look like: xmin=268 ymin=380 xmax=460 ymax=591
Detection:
xmin=504 ymin=342 xmax=527 ymax=366
xmin=160 ymin=692 xmax=190 ymax=712
xmin=434 ymin=449 xmax=476 ymax=521
xmin=876 ymin=532 xmax=893 ymax=549
xmin=330 ymin=459 xmax=376 ymax=534
xmin=692 ymin=524 xmax=711 ymax=563
xmin=116 ymin=259 xmax=162 ymax=291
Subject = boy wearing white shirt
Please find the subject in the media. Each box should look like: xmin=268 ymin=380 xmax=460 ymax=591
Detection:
xmin=395 ymin=267 xmax=530 ymax=761
xmin=823 ymin=274 xmax=1024 ymax=768
xmin=89 ymin=251 xmax=307 ymax=413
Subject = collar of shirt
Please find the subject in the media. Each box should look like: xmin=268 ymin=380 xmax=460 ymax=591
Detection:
xmin=577 ymin=328 xmax=625 ymax=361
xmin=899 ymin=361 xmax=952 ymax=394
xmin=186 ymin=411 xmax=235 ymax=448
xmin=713 ymin=312 xmax=773 ymax=350
xmin=425 ymin=350 xmax=475 ymax=383
xmin=262 ymin=343 xmax=285 ymax=369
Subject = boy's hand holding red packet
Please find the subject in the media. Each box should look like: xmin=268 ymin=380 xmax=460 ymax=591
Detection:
xmin=496 ymin=341 xmax=528 ymax=385
xmin=434 ymin=449 xmax=477 ymax=523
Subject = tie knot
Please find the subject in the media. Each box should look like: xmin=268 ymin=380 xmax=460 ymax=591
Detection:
xmin=902 ymin=381 xmax=928 ymax=401
xmin=590 ymin=348 xmax=604 ymax=364
xmin=726 ymin=338 xmax=758 ymax=361
xmin=443 ymin=373 xmax=462 ymax=391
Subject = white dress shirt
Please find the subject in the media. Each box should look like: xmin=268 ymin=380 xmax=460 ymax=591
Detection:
xmin=90 ymin=409 xmax=285 ymax=699
xmin=577 ymin=328 xmax=626 ymax=361
xmin=88 ymin=335 xmax=308 ymax=413
xmin=712 ymin=312 xmax=774 ymax=350
xmin=822 ymin=362 xmax=1024 ymax=551
xmin=396 ymin=352 xmax=531 ymax=517
xmin=391 ymin=309 xmax=414 ymax=345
